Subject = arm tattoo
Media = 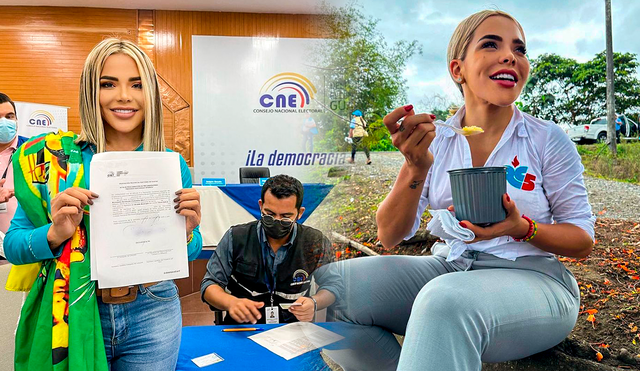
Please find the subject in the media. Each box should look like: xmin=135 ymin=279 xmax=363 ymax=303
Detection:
xmin=409 ymin=180 xmax=424 ymax=189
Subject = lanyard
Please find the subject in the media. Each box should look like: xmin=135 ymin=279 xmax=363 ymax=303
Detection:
xmin=1 ymin=148 xmax=16 ymax=180
xmin=262 ymin=246 xmax=278 ymax=306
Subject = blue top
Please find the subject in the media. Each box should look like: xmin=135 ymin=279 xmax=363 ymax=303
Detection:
xmin=4 ymin=143 xmax=203 ymax=265
xmin=200 ymin=221 xmax=343 ymax=304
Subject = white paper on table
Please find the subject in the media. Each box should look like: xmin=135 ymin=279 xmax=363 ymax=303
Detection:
xmin=249 ymin=322 xmax=344 ymax=360
xmin=191 ymin=352 xmax=224 ymax=367
xmin=89 ymin=151 xmax=188 ymax=288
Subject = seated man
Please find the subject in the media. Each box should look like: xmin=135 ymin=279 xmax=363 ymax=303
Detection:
xmin=201 ymin=174 xmax=342 ymax=324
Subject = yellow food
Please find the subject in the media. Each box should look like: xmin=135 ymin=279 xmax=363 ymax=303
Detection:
xmin=461 ymin=126 xmax=484 ymax=135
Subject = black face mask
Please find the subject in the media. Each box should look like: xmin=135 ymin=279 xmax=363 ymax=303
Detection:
xmin=261 ymin=213 xmax=296 ymax=239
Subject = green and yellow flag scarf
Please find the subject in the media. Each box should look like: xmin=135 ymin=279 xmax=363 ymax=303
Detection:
xmin=11 ymin=131 xmax=107 ymax=371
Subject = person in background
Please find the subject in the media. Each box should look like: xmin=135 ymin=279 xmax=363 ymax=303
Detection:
xmin=0 ymin=92 xmax=28 ymax=260
xmin=4 ymin=38 xmax=203 ymax=371
xmin=201 ymin=174 xmax=342 ymax=325
xmin=347 ymin=109 xmax=371 ymax=165
xmin=446 ymin=104 xmax=460 ymax=119
xmin=302 ymin=112 xmax=317 ymax=152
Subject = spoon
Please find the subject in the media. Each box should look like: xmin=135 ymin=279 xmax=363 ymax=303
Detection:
xmin=397 ymin=118 xmax=484 ymax=136
xmin=433 ymin=120 xmax=484 ymax=136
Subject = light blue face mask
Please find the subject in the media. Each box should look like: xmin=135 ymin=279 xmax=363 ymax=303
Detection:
xmin=0 ymin=117 xmax=17 ymax=144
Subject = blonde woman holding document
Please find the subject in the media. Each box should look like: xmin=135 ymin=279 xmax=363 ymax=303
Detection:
xmin=4 ymin=38 xmax=202 ymax=371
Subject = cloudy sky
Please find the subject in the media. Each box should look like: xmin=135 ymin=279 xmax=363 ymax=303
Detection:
xmin=342 ymin=0 xmax=640 ymax=110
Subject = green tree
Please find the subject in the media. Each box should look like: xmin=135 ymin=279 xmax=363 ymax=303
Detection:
xmin=574 ymin=52 xmax=640 ymax=118
xmin=310 ymin=3 xmax=421 ymax=152
xmin=418 ymin=92 xmax=462 ymax=121
xmin=521 ymin=52 xmax=640 ymax=125
xmin=520 ymin=54 xmax=579 ymax=123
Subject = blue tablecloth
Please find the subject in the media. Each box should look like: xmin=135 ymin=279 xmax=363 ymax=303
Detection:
xmin=217 ymin=183 xmax=333 ymax=223
xmin=177 ymin=322 xmax=399 ymax=371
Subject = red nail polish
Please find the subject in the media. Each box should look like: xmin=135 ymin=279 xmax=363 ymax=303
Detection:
xmin=404 ymin=104 xmax=413 ymax=112
xmin=459 ymin=222 xmax=468 ymax=228
xmin=430 ymin=114 xmax=436 ymax=119
xmin=506 ymin=194 xmax=511 ymax=202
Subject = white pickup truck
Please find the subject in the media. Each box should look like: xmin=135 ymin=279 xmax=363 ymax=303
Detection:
xmin=568 ymin=114 xmax=639 ymax=143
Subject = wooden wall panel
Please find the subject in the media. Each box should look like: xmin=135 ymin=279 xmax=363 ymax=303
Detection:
xmin=137 ymin=10 xmax=155 ymax=64
xmin=0 ymin=7 xmax=327 ymax=163
xmin=0 ymin=7 xmax=137 ymax=133
xmin=162 ymin=105 xmax=174 ymax=149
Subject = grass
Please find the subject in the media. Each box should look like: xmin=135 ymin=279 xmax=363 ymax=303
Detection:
xmin=577 ymin=141 xmax=640 ymax=184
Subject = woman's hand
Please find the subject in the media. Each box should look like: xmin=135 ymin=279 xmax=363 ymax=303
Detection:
xmin=383 ymin=105 xmax=437 ymax=172
xmin=174 ymin=188 xmax=201 ymax=238
xmin=48 ymin=188 xmax=98 ymax=248
xmin=450 ymin=194 xmax=530 ymax=243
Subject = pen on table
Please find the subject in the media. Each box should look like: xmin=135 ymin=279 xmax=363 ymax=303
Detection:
xmin=221 ymin=328 xmax=264 ymax=332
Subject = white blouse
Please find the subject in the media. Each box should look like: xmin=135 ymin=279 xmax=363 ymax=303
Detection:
xmin=407 ymin=105 xmax=596 ymax=261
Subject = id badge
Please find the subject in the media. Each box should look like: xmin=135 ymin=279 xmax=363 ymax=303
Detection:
xmin=0 ymin=202 xmax=7 ymax=214
xmin=265 ymin=306 xmax=279 ymax=324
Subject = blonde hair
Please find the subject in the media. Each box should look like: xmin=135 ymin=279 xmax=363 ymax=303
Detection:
xmin=447 ymin=10 xmax=526 ymax=95
xmin=77 ymin=38 xmax=165 ymax=152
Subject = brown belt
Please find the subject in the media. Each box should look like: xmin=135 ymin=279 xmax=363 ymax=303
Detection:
xmin=97 ymin=282 xmax=159 ymax=304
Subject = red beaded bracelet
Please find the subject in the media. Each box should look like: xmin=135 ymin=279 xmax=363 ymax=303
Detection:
xmin=513 ymin=215 xmax=538 ymax=242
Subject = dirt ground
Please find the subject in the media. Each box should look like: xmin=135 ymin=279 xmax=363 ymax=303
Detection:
xmin=307 ymin=153 xmax=640 ymax=369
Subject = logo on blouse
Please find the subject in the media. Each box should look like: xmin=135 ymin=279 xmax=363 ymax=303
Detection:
xmin=291 ymin=269 xmax=310 ymax=286
xmin=506 ymin=156 xmax=536 ymax=191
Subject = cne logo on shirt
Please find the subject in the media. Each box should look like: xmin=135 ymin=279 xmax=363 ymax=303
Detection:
xmin=291 ymin=269 xmax=310 ymax=286
xmin=506 ymin=156 xmax=536 ymax=191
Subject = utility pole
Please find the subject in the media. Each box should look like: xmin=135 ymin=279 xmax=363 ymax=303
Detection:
xmin=605 ymin=0 xmax=617 ymax=155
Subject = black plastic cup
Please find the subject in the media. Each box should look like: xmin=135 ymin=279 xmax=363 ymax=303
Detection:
xmin=448 ymin=166 xmax=507 ymax=226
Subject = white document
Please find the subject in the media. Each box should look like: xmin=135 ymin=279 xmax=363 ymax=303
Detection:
xmin=249 ymin=322 xmax=344 ymax=360
xmin=191 ymin=352 xmax=224 ymax=367
xmin=279 ymin=303 xmax=302 ymax=310
xmin=89 ymin=151 xmax=188 ymax=288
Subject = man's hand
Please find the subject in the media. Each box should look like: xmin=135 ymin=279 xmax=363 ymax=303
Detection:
xmin=0 ymin=178 xmax=15 ymax=203
xmin=289 ymin=297 xmax=315 ymax=322
xmin=228 ymin=298 xmax=264 ymax=324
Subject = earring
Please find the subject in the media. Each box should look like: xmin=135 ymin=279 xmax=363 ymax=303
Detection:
xmin=457 ymin=77 xmax=462 ymax=82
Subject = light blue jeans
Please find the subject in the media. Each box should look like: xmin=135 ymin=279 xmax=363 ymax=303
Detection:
xmin=330 ymin=245 xmax=580 ymax=371
xmin=98 ymin=280 xmax=182 ymax=371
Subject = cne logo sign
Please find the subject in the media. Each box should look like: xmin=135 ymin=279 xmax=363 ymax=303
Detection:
xmin=28 ymin=110 xmax=54 ymax=127
xmin=259 ymin=72 xmax=317 ymax=108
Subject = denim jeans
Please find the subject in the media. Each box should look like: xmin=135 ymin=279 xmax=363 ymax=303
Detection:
xmin=329 ymin=245 xmax=580 ymax=371
xmin=98 ymin=280 xmax=182 ymax=371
